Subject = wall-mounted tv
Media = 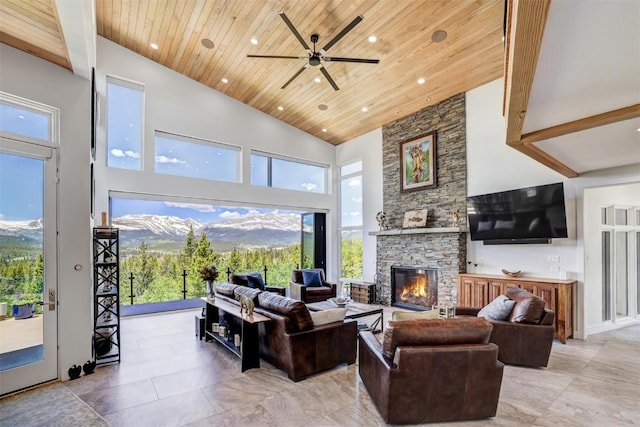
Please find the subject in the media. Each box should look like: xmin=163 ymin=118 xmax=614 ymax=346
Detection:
xmin=467 ymin=182 xmax=568 ymax=244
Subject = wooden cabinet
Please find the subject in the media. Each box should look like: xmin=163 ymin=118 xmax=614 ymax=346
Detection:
xmin=457 ymin=273 xmax=576 ymax=344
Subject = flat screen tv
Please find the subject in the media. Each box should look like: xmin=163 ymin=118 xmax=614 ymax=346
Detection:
xmin=467 ymin=182 xmax=568 ymax=244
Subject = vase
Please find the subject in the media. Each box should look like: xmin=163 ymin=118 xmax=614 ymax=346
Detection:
xmin=206 ymin=280 xmax=215 ymax=298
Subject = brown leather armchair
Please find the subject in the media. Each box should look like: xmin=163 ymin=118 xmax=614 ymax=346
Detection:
xmin=456 ymin=287 xmax=556 ymax=368
xmin=358 ymin=317 xmax=504 ymax=424
xmin=289 ymin=268 xmax=336 ymax=303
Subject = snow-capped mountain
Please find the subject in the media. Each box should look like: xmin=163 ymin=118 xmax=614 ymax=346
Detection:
xmin=200 ymin=212 xmax=299 ymax=232
xmin=112 ymin=214 xmax=203 ymax=237
xmin=0 ymin=218 xmax=44 ymax=234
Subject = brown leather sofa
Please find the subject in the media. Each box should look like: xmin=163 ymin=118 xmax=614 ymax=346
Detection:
xmin=456 ymin=287 xmax=556 ymax=368
xmin=289 ymin=268 xmax=336 ymax=303
xmin=230 ymin=272 xmax=286 ymax=296
xmin=358 ymin=317 xmax=504 ymax=424
xmin=215 ymin=283 xmax=357 ymax=381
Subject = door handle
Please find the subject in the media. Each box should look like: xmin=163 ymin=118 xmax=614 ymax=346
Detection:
xmin=38 ymin=289 xmax=56 ymax=311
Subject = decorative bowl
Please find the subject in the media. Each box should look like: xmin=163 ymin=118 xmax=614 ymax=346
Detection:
xmin=501 ymin=269 xmax=522 ymax=278
xmin=329 ymin=297 xmax=351 ymax=308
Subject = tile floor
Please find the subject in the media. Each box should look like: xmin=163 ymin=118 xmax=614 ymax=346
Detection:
xmin=6 ymin=308 xmax=640 ymax=426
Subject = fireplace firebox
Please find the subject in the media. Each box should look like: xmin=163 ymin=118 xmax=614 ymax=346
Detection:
xmin=391 ymin=266 xmax=438 ymax=310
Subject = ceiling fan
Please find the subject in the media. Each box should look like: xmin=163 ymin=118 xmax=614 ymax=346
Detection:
xmin=247 ymin=12 xmax=380 ymax=91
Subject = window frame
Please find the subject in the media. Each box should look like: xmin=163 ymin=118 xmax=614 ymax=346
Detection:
xmin=0 ymin=91 xmax=59 ymax=147
xmin=250 ymin=150 xmax=329 ymax=194
xmin=338 ymin=160 xmax=363 ymax=280
xmin=154 ymin=130 xmax=242 ymax=183
xmin=106 ymin=75 xmax=145 ymax=170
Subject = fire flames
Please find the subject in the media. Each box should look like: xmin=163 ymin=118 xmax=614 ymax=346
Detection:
xmin=401 ymin=276 xmax=428 ymax=300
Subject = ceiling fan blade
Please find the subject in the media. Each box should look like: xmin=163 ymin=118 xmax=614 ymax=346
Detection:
xmin=323 ymin=56 xmax=380 ymax=64
xmin=247 ymin=54 xmax=306 ymax=60
xmin=279 ymin=12 xmax=311 ymax=51
xmin=281 ymin=65 xmax=308 ymax=89
xmin=320 ymin=66 xmax=340 ymax=91
xmin=321 ymin=15 xmax=364 ymax=52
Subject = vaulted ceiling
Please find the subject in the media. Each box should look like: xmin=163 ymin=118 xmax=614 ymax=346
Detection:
xmin=1 ymin=0 xmax=638 ymax=177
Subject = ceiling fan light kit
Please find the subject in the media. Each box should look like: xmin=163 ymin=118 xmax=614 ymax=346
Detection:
xmin=247 ymin=12 xmax=380 ymax=91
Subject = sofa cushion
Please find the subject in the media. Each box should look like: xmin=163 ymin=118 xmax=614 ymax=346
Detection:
xmin=233 ymin=286 xmax=262 ymax=305
xmin=302 ymin=270 xmax=322 ymax=287
xmin=215 ymin=282 xmax=238 ymax=297
xmin=310 ymin=308 xmax=346 ymax=326
xmin=477 ymin=295 xmax=516 ymax=321
xmin=246 ymin=273 xmax=266 ymax=291
xmin=258 ymin=292 xmax=314 ymax=332
xmin=506 ymin=287 xmax=546 ymax=324
xmin=382 ymin=318 xmax=492 ymax=360
xmin=392 ymin=309 xmax=440 ymax=321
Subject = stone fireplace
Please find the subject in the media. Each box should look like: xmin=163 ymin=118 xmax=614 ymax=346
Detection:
xmin=372 ymin=93 xmax=467 ymax=307
xmin=391 ymin=266 xmax=438 ymax=310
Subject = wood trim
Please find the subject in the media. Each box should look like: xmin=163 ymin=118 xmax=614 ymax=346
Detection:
xmin=507 ymin=141 xmax=579 ymax=177
xmin=521 ymin=104 xmax=640 ymax=145
xmin=503 ymin=0 xmax=551 ymax=144
xmin=0 ymin=30 xmax=71 ymax=70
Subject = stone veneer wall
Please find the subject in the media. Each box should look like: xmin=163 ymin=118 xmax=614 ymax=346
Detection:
xmin=376 ymin=93 xmax=467 ymax=305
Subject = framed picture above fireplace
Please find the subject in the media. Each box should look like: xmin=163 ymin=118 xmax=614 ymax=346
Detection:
xmin=400 ymin=131 xmax=437 ymax=192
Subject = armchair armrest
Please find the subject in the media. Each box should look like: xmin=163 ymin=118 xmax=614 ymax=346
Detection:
xmin=289 ymin=281 xmax=306 ymax=301
xmin=454 ymin=306 xmax=480 ymax=316
xmin=324 ymin=281 xmax=338 ymax=297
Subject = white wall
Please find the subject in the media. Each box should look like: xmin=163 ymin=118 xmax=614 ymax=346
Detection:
xmin=0 ymin=44 xmax=92 ymax=379
xmin=466 ymin=78 xmax=640 ymax=337
xmin=94 ymin=37 xmax=339 ymax=279
xmin=336 ymin=128 xmax=384 ymax=282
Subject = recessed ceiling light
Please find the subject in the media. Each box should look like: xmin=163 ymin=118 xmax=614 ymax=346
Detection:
xmin=425 ymin=97 xmax=431 ymax=102
xmin=277 ymin=106 xmax=284 ymax=111
xmin=314 ymin=77 xmax=321 ymax=83
xmin=637 ymin=127 xmax=640 ymax=132
xmin=417 ymin=77 xmax=426 ymax=85
xmin=322 ymin=128 xmax=328 ymax=133
xmin=250 ymin=37 xmax=258 ymax=45
xmin=318 ymin=104 xmax=328 ymax=111
xmin=361 ymin=107 xmax=369 ymax=112
xmin=221 ymin=78 xmax=229 ymax=84
xmin=150 ymin=43 xmax=159 ymax=50
xmin=201 ymin=38 xmax=215 ymax=49
xmin=368 ymin=35 xmax=377 ymax=43
xmin=431 ymin=30 xmax=447 ymax=43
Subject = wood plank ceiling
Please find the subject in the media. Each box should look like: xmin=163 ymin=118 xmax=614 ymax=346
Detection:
xmin=0 ymin=0 xmax=71 ymax=70
xmin=94 ymin=0 xmax=505 ymax=145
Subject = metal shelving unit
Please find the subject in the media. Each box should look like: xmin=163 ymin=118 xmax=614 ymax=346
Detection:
xmin=93 ymin=227 xmax=121 ymax=365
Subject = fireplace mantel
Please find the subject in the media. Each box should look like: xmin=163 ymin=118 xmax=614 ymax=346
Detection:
xmin=368 ymin=227 xmax=463 ymax=236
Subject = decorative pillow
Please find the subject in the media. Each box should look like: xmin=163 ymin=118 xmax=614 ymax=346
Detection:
xmin=246 ymin=273 xmax=266 ymax=291
xmin=392 ymin=309 xmax=440 ymax=321
xmin=302 ymin=270 xmax=322 ymax=287
xmin=506 ymin=287 xmax=546 ymax=324
xmin=310 ymin=308 xmax=346 ymax=326
xmin=477 ymin=295 xmax=516 ymax=321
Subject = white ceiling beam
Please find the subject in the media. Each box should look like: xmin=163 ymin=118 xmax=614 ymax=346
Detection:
xmin=55 ymin=0 xmax=96 ymax=80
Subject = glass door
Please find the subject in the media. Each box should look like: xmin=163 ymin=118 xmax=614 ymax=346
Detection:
xmin=0 ymin=138 xmax=57 ymax=395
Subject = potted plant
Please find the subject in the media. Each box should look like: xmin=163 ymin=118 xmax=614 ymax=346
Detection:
xmin=201 ymin=265 xmax=219 ymax=298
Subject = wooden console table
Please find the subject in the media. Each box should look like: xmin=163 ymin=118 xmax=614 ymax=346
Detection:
xmin=457 ymin=273 xmax=576 ymax=344
xmin=205 ymin=298 xmax=271 ymax=372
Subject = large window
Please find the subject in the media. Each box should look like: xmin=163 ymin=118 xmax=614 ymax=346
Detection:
xmin=339 ymin=160 xmax=363 ymax=279
xmin=155 ymin=132 xmax=240 ymax=182
xmin=107 ymin=76 xmax=143 ymax=170
xmin=251 ymin=152 xmax=327 ymax=194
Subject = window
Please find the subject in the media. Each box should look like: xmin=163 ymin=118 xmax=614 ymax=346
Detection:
xmin=0 ymin=92 xmax=56 ymax=144
xmin=339 ymin=161 xmax=363 ymax=279
xmin=251 ymin=152 xmax=327 ymax=193
xmin=155 ymin=132 xmax=240 ymax=182
xmin=107 ymin=76 xmax=143 ymax=170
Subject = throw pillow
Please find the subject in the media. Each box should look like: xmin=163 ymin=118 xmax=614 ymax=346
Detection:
xmin=477 ymin=295 xmax=516 ymax=321
xmin=246 ymin=273 xmax=266 ymax=291
xmin=302 ymin=270 xmax=322 ymax=287
xmin=310 ymin=308 xmax=346 ymax=326
xmin=392 ymin=309 xmax=440 ymax=321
